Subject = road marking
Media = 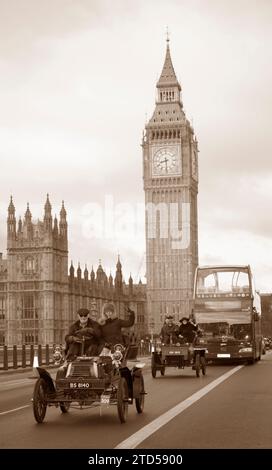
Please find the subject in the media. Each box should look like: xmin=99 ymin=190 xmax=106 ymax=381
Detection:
xmin=0 ymin=405 xmax=30 ymax=416
xmin=115 ymin=365 xmax=244 ymax=449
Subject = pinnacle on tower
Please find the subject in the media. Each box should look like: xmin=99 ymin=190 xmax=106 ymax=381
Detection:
xmin=17 ymin=217 xmax=22 ymax=233
xmin=25 ymin=202 xmax=32 ymax=222
xmin=84 ymin=264 xmax=89 ymax=280
xmin=7 ymin=196 xmax=16 ymax=241
xmin=69 ymin=261 xmax=74 ymax=277
xmin=43 ymin=194 xmax=52 ymax=231
xmin=77 ymin=262 xmax=82 ymax=279
xmin=44 ymin=194 xmax=52 ymax=215
xmin=53 ymin=215 xmax=58 ymax=235
xmin=8 ymin=196 xmax=15 ymax=215
xmin=60 ymin=200 xmax=67 ymax=219
xmin=157 ymin=39 xmax=181 ymax=90
xmin=59 ymin=201 xmax=67 ymax=239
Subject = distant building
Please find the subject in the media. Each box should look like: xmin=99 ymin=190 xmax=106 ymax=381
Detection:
xmin=0 ymin=196 xmax=146 ymax=346
xmin=261 ymin=294 xmax=272 ymax=336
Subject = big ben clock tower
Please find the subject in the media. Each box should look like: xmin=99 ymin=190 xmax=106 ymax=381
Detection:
xmin=142 ymin=39 xmax=199 ymax=332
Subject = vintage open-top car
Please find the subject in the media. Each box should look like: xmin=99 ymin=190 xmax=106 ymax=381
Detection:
xmin=32 ymin=342 xmax=145 ymax=424
xmin=151 ymin=340 xmax=207 ymax=378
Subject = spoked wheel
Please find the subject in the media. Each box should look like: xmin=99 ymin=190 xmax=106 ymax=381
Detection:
xmin=151 ymin=354 xmax=157 ymax=378
xmin=160 ymin=366 xmax=165 ymax=376
xmin=33 ymin=378 xmax=47 ymax=423
xmin=135 ymin=374 xmax=145 ymax=414
xmin=60 ymin=402 xmax=70 ymax=413
xmin=117 ymin=377 xmax=128 ymax=423
xmin=195 ymin=353 xmax=200 ymax=378
xmin=200 ymin=356 xmax=206 ymax=376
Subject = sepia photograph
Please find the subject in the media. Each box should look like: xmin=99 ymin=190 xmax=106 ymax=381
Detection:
xmin=0 ymin=0 xmax=271 ymax=460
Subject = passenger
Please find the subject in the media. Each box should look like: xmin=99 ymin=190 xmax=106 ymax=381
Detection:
xmin=98 ymin=302 xmax=135 ymax=348
xmin=178 ymin=317 xmax=199 ymax=344
xmin=160 ymin=315 xmax=179 ymax=345
xmin=65 ymin=308 xmax=101 ymax=360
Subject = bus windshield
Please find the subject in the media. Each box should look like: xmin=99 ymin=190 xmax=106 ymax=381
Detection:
xmin=196 ymin=267 xmax=250 ymax=297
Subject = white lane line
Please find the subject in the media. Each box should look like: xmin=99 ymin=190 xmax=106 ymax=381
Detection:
xmin=0 ymin=405 xmax=30 ymax=416
xmin=115 ymin=365 xmax=244 ymax=449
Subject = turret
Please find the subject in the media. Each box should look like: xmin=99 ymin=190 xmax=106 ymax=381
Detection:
xmin=114 ymin=255 xmax=123 ymax=292
xmin=77 ymin=262 xmax=82 ymax=280
xmin=7 ymin=196 xmax=16 ymax=242
xmin=69 ymin=261 xmax=74 ymax=278
xmin=53 ymin=215 xmax=58 ymax=237
xmin=84 ymin=264 xmax=89 ymax=281
xmin=44 ymin=194 xmax=52 ymax=232
xmin=24 ymin=203 xmax=33 ymax=240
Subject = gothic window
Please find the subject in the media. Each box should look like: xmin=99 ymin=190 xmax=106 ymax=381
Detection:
xmin=0 ymin=297 xmax=5 ymax=320
xmin=21 ymin=293 xmax=38 ymax=319
xmin=23 ymin=256 xmax=36 ymax=274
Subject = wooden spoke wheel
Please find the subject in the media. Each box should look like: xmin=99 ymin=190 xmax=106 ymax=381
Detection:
xmin=33 ymin=378 xmax=47 ymax=424
xmin=117 ymin=377 xmax=129 ymax=423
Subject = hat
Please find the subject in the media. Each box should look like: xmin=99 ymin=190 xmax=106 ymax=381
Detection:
xmin=179 ymin=317 xmax=189 ymax=323
xmin=103 ymin=302 xmax=115 ymax=313
xmin=77 ymin=308 xmax=90 ymax=317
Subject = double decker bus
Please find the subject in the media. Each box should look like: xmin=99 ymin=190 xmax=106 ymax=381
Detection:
xmin=192 ymin=265 xmax=262 ymax=364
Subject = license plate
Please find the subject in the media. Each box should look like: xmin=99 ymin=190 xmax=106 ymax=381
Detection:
xmin=217 ymin=354 xmax=230 ymax=358
xmin=69 ymin=382 xmax=90 ymax=389
xmin=100 ymin=394 xmax=110 ymax=405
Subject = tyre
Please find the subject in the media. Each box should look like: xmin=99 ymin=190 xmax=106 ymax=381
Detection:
xmin=117 ymin=377 xmax=128 ymax=423
xmin=195 ymin=354 xmax=200 ymax=378
xmin=60 ymin=402 xmax=70 ymax=413
xmin=135 ymin=375 xmax=145 ymax=414
xmin=151 ymin=354 xmax=157 ymax=378
xmin=200 ymin=356 xmax=206 ymax=376
xmin=33 ymin=378 xmax=47 ymax=424
xmin=160 ymin=366 xmax=165 ymax=376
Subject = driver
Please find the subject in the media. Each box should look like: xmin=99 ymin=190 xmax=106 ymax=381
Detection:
xmin=65 ymin=308 xmax=101 ymax=360
xmin=98 ymin=302 xmax=135 ymax=348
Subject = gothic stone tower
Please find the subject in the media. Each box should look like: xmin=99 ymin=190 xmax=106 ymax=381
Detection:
xmin=142 ymin=40 xmax=199 ymax=332
xmin=6 ymin=195 xmax=69 ymax=345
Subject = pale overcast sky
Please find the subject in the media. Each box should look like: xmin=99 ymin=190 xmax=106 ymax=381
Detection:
xmin=0 ymin=0 xmax=272 ymax=291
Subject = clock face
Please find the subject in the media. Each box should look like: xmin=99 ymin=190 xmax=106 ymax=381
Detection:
xmin=152 ymin=146 xmax=180 ymax=176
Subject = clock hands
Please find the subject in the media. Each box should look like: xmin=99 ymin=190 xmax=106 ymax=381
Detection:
xmin=159 ymin=157 xmax=168 ymax=171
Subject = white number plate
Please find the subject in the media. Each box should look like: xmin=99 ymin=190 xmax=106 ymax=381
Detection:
xmin=100 ymin=394 xmax=110 ymax=405
xmin=217 ymin=354 xmax=230 ymax=358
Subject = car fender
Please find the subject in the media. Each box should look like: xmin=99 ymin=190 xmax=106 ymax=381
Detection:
xmin=119 ymin=367 xmax=133 ymax=400
xmin=35 ymin=367 xmax=56 ymax=393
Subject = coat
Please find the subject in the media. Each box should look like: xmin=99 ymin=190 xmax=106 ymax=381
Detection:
xmin=65 ymin=318 xmax=101 ymax=346
xmin=98 ymin=310 xmax=135 ymax=345
xmin=178 ymin=321 xmax=198 ymax=343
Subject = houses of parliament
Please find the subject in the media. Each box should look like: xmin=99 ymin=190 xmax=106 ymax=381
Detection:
xmin=0 ymin=40 xmax=199 ymax=346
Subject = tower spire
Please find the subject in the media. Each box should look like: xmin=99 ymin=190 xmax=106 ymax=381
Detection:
xmin=157 ymin=40 xmax=181 ymax=90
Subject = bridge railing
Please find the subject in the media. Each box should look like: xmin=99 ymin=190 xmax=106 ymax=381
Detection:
xmin=0 ymin=345 xmax=54 ymax=370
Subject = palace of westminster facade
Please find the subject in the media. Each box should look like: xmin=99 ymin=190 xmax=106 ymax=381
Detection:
xmin=0 ymin=41 xmax=200 ymax=346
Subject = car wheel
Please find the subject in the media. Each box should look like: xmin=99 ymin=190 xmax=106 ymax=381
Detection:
xmin=33 ymin=378 xmax=47 ymax=424
xmin=135 ymin=375 xmax=145 ymax=414
xmin=117 ymin=377 xmax=128 ymax=423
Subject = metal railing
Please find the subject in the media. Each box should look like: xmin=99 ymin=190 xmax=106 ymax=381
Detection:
xmin=0 ymin=345 xmax=54 ymax=370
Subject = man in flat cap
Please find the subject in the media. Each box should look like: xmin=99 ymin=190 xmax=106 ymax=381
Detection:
xmin=160 ymin=315 xmax=179 ymax=345
xmin=65 ymin=308 xmax=101 ymax=360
